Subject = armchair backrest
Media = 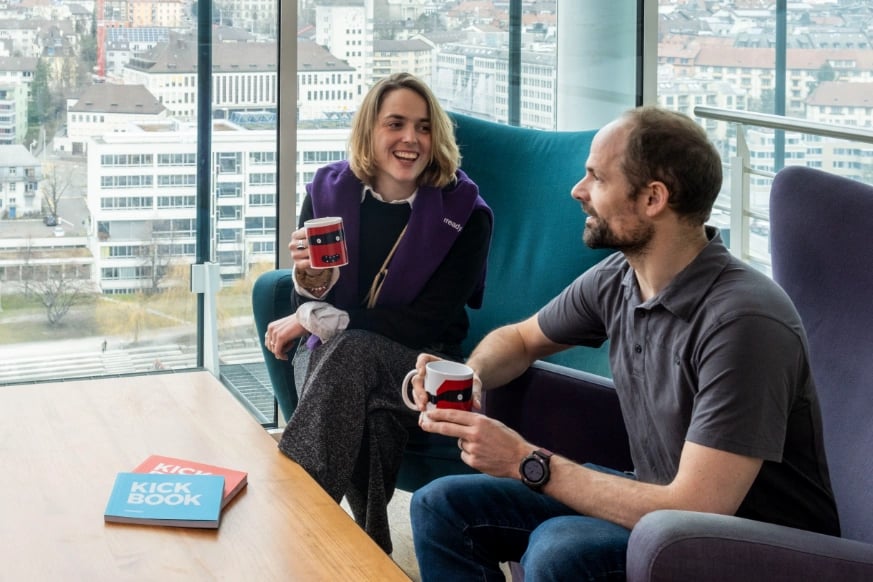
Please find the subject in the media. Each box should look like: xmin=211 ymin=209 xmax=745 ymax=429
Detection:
xmin=450 ymin=113 xmax=614 ymax=377
xmin=770 ymin=166 xmax=873 ymax=543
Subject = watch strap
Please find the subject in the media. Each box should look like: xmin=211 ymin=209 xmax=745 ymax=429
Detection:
xmin=535 ymin=448 xmax=554 ymax=460
xmin=520 ymin=448 xmax=554 ymax=490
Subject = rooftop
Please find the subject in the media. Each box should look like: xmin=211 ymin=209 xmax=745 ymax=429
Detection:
xmin=69 ymin=84 xmax=166 ymax=115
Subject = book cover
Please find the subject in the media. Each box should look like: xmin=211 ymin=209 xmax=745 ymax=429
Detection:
xmin=132 ymin=455 xmax=247 ymax=508
xmin=104 ymin=472 xmax=225 ymax=529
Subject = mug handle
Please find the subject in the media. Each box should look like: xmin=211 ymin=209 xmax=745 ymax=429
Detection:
xmin=401 ymin=369 xmax=419 ymax=411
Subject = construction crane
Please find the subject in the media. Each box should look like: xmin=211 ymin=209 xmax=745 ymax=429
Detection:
xmin=96 ymin=0 xmax=130 ymax=81
xmin=96 ymin=0 xmax=106 ymax=79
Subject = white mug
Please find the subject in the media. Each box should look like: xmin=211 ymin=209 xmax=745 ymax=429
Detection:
xmin=401 ymin=360 xmax=474 ymax=411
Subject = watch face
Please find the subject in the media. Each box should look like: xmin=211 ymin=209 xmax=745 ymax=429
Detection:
xmin=524 ymin=459 xmax=545 ymax=482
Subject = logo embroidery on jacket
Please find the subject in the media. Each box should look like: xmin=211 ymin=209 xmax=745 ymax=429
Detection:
xmin=443 ymin=217 xmax=462 ymax=232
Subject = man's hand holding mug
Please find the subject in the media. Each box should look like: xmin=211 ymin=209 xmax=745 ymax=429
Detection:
xmin=402 ymin=355 xmax=481 ymax=413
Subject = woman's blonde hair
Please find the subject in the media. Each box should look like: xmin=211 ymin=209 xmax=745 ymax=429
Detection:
xmin=348 ymin=72 xmax=460 ymax=189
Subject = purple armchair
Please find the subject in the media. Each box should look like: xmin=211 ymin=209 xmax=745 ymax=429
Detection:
xmin=625 ymin=166 xmax=873 ymax=581
xmin=486 ymin=166 xmax=873 ymax=580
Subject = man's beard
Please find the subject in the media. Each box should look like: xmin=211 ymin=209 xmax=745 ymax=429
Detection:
xmin=583 ymin=216 xmax=654 ymax=255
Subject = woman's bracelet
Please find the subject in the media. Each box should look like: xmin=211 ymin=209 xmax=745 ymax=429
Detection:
xmin=295 ymin=267 xmax=333 ymax=288
xmin=304 ymin=285 xmax=329 ymax=297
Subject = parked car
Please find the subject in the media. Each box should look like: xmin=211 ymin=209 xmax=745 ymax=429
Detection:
xmin=751 ymin=218 xmax=770 ymax=236
xmin=53 ymin=226 xmax=65 ymax=237
xmin=44 ymin=214 xmax=58 ymax=226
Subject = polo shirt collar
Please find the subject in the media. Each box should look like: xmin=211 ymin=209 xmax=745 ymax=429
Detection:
xmin=623 ymin=226 xmax=732 ymax=320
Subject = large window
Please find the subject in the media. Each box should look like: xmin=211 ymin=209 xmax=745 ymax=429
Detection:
xmin=0 ymin=1 xmax=278 ymax=396
xmin=2 ymin=1 xmax=869 ymax=426
xmin=656 ymin=0 xmax=873 ymax=273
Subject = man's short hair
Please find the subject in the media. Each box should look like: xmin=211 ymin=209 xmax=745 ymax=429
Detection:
xmin=621 ymin=106 xmax=723 ymax=224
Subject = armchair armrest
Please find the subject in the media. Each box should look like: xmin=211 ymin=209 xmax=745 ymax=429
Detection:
xmin=627 ymin=509 xmax=873 ymax=582
xmin=483 ymin=360 xmax=632 ymax=471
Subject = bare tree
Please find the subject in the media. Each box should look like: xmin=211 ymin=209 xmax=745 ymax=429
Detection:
xmin=137 ymin=225 xmax=175 ymax=296
xmin=40 ymin=163 xmax=73 ymax=219
xmin=30 ymin=267 xmax=90 ymax=326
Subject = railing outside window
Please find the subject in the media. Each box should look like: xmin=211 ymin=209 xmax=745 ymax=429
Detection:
xmin=694 ymin=106 xmax=873 ymax=275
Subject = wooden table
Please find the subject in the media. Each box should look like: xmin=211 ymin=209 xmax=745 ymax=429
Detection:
xmin=0 ymin=371 xmax=409 ymax=581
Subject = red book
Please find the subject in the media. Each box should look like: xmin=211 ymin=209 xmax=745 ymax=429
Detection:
xmin=132 ymin=455 xmax=247 ymax=508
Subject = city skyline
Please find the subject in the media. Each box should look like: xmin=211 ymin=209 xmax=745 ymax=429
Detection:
xmin=0 ymin=0 xmax=871 ymax=385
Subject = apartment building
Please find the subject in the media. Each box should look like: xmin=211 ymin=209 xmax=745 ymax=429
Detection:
xmin=0 ymin=55 xmax=36 ymax=100
xmin=372 ymin=39 xmax=433 ymax=84
xmin=215 ymin=0 xmax=278 ymax=36
xmin=807 ymin=81 xmax=873 ymax=129
xmin=0 ymin=82 xmax=27 ymax=145
xmin=314 ymin=0 xmax=372 ymax=99
xmin=297 ymin=39 xmax=357 ymax=122
xmin=0 ymin=144 xmax=42 ymax=218
xmin=374 ymin=0 xmax=430 ymax=22
xmin=83 ymin=113 xmax=353 ymax=293
xmin=689 ymin=46 xmax=873 ymax=117
xmin=657 ymin=73 xmax=748 ymax=142
xmin=805 ymin=81 xmax=873 ymax=181
xmin=129 ymin=0 xmax=186 ymax=28
xmin=0 ymin=19 xmax=41 ymax=59
xmin=432 ymin=41 xmax=556 ymax=130
xmin=86 ymin=119 xmax=279 ymax=292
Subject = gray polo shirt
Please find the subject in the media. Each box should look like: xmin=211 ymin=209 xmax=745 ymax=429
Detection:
xmin=538 ymin=228 xmax=839 ymax=535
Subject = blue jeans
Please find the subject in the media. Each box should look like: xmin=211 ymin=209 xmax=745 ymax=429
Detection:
xmin=411 ymin=468 xmax=632 ymax=582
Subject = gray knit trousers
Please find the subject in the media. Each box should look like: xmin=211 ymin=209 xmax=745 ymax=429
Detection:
xmin=278 ymin=329 xmax=421 ymax=554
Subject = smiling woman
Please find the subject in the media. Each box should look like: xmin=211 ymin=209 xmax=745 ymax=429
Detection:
xmin=255 ymin=72 xmax=494 ymax=555
xmin=367 ymin=88 xmax=433 ymax=201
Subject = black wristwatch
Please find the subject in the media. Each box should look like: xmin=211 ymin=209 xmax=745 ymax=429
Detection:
xmin=519 ymin=448 xmax=553 ymax=491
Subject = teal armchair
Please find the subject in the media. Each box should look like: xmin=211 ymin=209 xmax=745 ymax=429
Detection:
xmin=252 ymin=113 xmax=624 ymax=492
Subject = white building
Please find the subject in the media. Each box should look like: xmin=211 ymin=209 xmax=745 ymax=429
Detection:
xmin=123 ymin=34 xmax=278 ymax=121
xmin=215 ymin=0 xmax=279 ymax=36
xmin=297 ymin=39 xmax=357 ymax=122
xmin=104 ymin=27 xmax=171 ymax=82
xmin=432 ymin=41 xmax=557 ymax=130
xmin=0 ymin=19 xmax=41 ymax=59
xmin=62 ymin=83 xmax=168 ymax=155
xmin=657 ymin=70 xmax=748 ymax=142
xmin=86 ymin=119 xmax=279 ymax=291
xmin=295 ymin=125 xmax=350 ymax=211
xmin=314 ymin=0 xmax=373 ymax=99
xmin=0 ymin=56 xmax=37 ymax=100
xmin=805 ymin=80 xmax=873 ymax=182
xmin=0 ymin=144 xmax=43 ymax=219
xmin=373 ymin=0 xmax=431 ymax=22
xmin=372 ymin=38 xmax=433 ymax=84
xmin=84 ymin=114 xmax=355 ymax=292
